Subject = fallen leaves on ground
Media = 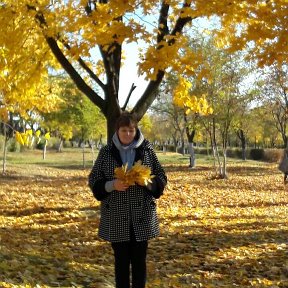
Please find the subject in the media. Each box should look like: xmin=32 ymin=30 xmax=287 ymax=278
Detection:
xmin=0 ymin=162 xmax=287 ymax=288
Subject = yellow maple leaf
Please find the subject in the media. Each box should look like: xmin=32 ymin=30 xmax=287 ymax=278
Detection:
xmin=114 ymin=163 xmax=135 ymax=186
xmin=114 ymin=161 xmax=154 ymax=187
xmin=130 ymin=160 xmax=155 ymax=186
xmin=44 ymin=132 xmax=50 ymax=140
xmin=35 ymin=130 xmax=41 ymax=138
xmin=15 ymin=131 xmax=24 ymax=145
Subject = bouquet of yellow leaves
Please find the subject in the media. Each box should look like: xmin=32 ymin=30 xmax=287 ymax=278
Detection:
xmin=114 ymin=160 xmax=155 ymax=186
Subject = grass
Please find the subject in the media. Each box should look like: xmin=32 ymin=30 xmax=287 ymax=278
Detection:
xmin=1 ymin=148 xmax=94 ymax=169
xmin=1 ymin=147 xmax=271 ymax=168
xmin=1 ymin=148 xmax=194 ymax=170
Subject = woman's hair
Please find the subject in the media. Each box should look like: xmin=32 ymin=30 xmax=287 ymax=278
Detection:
xmin=115 ymin=112 xmax=138 ymax=130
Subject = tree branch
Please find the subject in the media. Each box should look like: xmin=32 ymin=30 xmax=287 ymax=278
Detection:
xmin=157 ymin=2 xmax=170 ymax=43
xmin=122 ymin=83 xmax=137 ymax=110
xmin=99 ymin=42 xmax=122 ymax=103
xmin=133 ymin=0 xmax=193 ymax=120
xmin=27 ymin=4 xmax=106 ymax=113
xmin=60 ymin=41 xmax=106 ymax=90
xmin=132 ymin=70 xmax=165 ymax=120
xmin=171 ymin=0 xmax=194 ymax=37
xmin=45 ymin=37 xmax=106 ymax=111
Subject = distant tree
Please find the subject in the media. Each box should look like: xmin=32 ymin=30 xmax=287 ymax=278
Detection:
xmin=258 ymin=64 xmax=288 ymax=148
xmin=197 ymin=47 xmax=252 ymax=178
xmin=42 ymin=77 xmax=106 ymax=150
xmin=151 ymin=82 xmax=186 ymax=154
xmin=139 ymin=114 xmax=153 ymax=140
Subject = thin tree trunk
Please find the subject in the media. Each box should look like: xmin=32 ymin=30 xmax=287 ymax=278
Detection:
xmin=57 ymin=139 xmax=63 ymax=152
xmin=2 ymin=126 xmax=8 ymax=174
xmin=91 ymin=141 xmax=95 ymax=165
xmin=185 ymin=116 xmax=196 ymax=168
xmin=222 ymin=148 xmax=228 ymax=179
xmin=82 ymin=144 xmax=85 ymax=169
xmin=43 ymin=140 xmax=47 ymax=160
xmin=236 ymin=129 xmax=247 ymax=160
xmin=188 ymin=142 xmax=195 ymax=168
xmin=181 ymin=141 xmax=185 ymax=156
xmin=162 ymin=141 xmax=167 ymax=154
xmin=212 ymin=119 xmax=223 ymax=177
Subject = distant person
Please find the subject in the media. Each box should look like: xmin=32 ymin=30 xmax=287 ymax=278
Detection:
xmin=88 ymin=111 xmax=167 ymax=288
xmin=278 ymin=150 xmax=288 ymax=186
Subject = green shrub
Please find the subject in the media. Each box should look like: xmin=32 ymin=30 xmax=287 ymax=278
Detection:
xmin=194 ymin=147 xmax=212 ymax=155
xmin=226 ymin=148 xmax=243 ymax=159
xmin=36 ymin=140 xmax=47 ymax=150
xmin=8 ymin=139 xmax=21 ymax=152
xmin=63 ymin=140 xmax=72 ymax=148
xmin=166 ymin=144 xmax=176 ymax=152
xmin=249 ymin=148 xmax=265 ymax=160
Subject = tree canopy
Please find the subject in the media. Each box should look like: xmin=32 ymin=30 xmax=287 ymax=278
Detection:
xmin=0 ymin=0 xmax=287 ymax=139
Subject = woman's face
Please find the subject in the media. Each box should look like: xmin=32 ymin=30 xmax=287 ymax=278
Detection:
xmin=118 ymin=125 xmax=137 ymax=145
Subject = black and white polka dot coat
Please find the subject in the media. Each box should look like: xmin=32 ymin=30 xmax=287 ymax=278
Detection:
xmin=88 ymin=139 xmax=167 ymax=243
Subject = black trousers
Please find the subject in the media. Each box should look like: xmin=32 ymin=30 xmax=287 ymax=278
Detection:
xmin=111 ymin=238 xmax=148 ymax=288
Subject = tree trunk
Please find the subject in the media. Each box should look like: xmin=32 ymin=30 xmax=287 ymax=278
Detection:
xmin=185 ymin=123 xmax=196 ymax=168
xmin=91 ymin=140 xmax=96 ymax=165
xmin=82 ymin=143 xmax=85 ymax=169
xmin=188 ymin=142 xmax=195 ymax=168
xmin=210 ymin=118 xmax=225 ymax=178
xmin=172 ymin=136 xmax=177 ymax=152
xmin=2 ymin=127 xmax=8 ymax=174
xmin=106 ymin=107 xmax=122 ymax=141
xmin=43 ymin=140 xmax=47 ymax=160
xmin=284 ymin=134 xmax=288 ymax=149
xmin=57 ymin=139 xmax=63 ymax=152
xmin=162 ymin=141 xmax=167 ymax=154
xmin=242 ymin=147 xmax=246 ymax=161
xmin=222 ymin=148 xmax=228 ymax=179
xmin=236 ymin=129 xmax=246 ymax=160
xmin=181 ymin=141 xmax=185 ymax=156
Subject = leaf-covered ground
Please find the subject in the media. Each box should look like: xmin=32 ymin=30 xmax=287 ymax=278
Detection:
xmin=0 ymin=161 xmax=288 ymax=288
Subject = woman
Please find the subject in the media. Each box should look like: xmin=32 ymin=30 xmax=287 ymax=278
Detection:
xmin=88 ymin=112 xmax=167 ymax=288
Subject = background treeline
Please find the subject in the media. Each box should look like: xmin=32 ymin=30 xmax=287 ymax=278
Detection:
xmin=1 ymin=60 xmax=288 ymax=164
xmin=1 ymin=50 xmax=287 ymax=172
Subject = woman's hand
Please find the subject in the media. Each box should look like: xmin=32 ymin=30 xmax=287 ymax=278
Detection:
xmin=113 ymin=179 xmax=129 ymax=191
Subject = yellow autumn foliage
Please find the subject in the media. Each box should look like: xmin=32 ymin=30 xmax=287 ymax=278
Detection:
xmin=44 ymin=132 xmax=51 ymax=141
xmin=173 ymin=76 xmax=213 ymax=116
xmin=114 ymin=160 xmax=154 ymax=186
xmin=15 ymin=131 xmax=24 ymax=146
xmin=0 ymin=0 xmax=286 ymax=126
xmin=15 ymin=130 xmax=47 ymax=147
xmin=0 ymin=107 xmax=9 ymax=122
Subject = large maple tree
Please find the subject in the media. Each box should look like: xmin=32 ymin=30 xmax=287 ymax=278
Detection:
xmin=0 ymin=0 xmax=287 ymax=140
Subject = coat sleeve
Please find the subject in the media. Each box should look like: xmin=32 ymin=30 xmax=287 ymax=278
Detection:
xmin=146 ymin=147 xmax=167 ymax=199
xmin=88 ymin=147 xmax=111 ymax=201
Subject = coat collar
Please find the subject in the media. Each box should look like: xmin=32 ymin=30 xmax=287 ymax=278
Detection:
xmin=110 ymin=139 xmax=150 ymax=166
